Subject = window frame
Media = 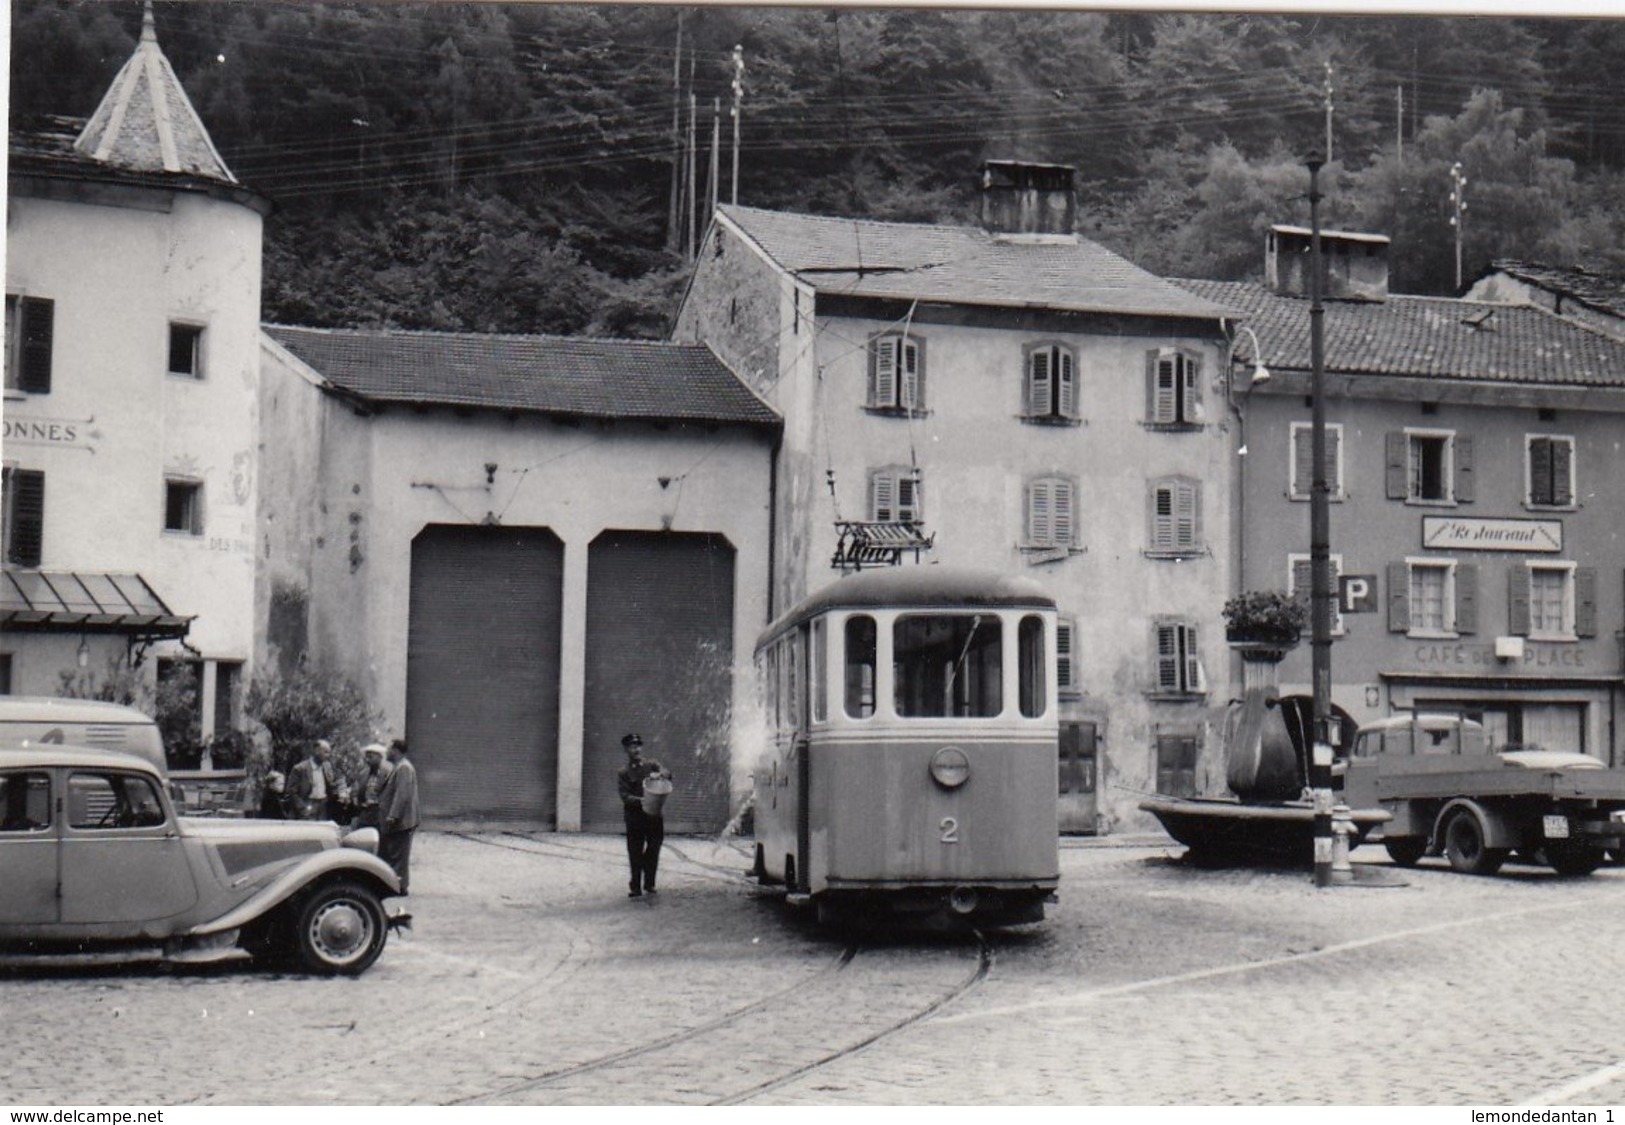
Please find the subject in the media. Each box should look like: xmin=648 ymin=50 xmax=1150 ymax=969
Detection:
xmin=1405 ymin=427 xmax=1456 ymax=505
xmin=163 ymin=477 xmax=205 ymax=537
xmin=1525 ymin=560 xmax=1577 ymax=641
xmin=1524 ymin=434 xmax=1576 ymax=510
xmin=167 ymin=321 xmax=206 ymax=380
xmin=1147 ymin=476 xmax=1202 ymax=557
xmin=866 ymin=332 xmax=926 ymax=414
xmin=1288 ymin=421 xmax=1345 ymax=501
xmin=1022 ymin=341 xmax=1079 ymax=423
xmin=1146 ymin=348 xmax=1204 ymax=428
xmin=867 ymin=466 xmax=922 ymax=524
xmin=1150 ymin=619 xmax=1205 ymax=699
xmin=1287 ymin=552 xmax=1347 ymax=637
xmin=1405 ymin=557 xmax=1458 ymax=639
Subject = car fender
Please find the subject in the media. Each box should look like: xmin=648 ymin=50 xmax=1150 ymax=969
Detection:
xmin=1434 ymin=797 xmax=1517 ymax=850
xmin=188 ymin=848 xmax=401 ymax=937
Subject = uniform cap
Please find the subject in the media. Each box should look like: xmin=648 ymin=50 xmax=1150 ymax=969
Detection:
xmin=621 ymin=733 xmax=643 ymax=748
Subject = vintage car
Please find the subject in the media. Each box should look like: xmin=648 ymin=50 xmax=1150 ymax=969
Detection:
xmin=0 ymin=744 xmax=407 ymax=974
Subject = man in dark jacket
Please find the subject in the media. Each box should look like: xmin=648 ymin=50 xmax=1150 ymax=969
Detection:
xmin=378 ymin=738 xmax=419 ymax=894
xmin=616 ymin=733 xmax=670 ymax=898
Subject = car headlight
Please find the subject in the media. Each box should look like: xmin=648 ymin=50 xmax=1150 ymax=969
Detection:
xmin=342 ymin=826 xmax=380 ymax=854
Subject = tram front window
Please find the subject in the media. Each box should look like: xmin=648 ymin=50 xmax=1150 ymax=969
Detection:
xmin=894 ymin=614 xmax=1002 ymax=718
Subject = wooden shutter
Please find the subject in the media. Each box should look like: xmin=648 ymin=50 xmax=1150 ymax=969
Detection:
xmin=1552 ymin=438 xmax=1573 ymax=506
xmin=1292 ymin=556 xmax=1314 ymax=616
xmin=1385 ymin=432 xmax=1408 ymax=499
xmin=1151 ymin=485 xmax=1174 ymax=551
xmin=1155 ymin=625 xmax=1180 ymax=691
xmin=1325 ymin=425 xmax=1342 ymax=496
xmin=1056 ymin=620 xmax=1075 ymax=691
xmin=871 ymin=337 xmax=897 ymax=407
xmin=19 ymin=298 xmax=54 ymax=394
xmin=1575 ymin=567 xmax=1598 ymax=638
xmin=1028 ymin=480 xmax=1052 ymax=544
xmin=1183 ymin=625 xmax=1202 ymax=691
xmin=1028 ymin=348 xmax=1052 ymax=417
xmin=1454 ymin=435 xmax=1474 ymax=503
xmin=1052 ymin=479 xmax=1075 ymax=546
xmin=1508 ymin=565 xmax=1532 ymax=636
xmin=1291 ymin=426 xmax=1313 ymax=499
xmin=1456 ymin=563 xmax=1478 ymax=635
xmin=1529 ymin=437 xmax=1554 ymax=506
xmin=6 ymin=469 xmax=45 ymax=568
xmin=1148 ymin=352 xmax=1176 ymax=424
xmin=1181 ymin=355 xmax=1202 ymax=422
xmin=1176 ymin=481 xmax=1199 ymax=550
xmin=1387 ymin=560 xmax=1410 ymax=633
xmin=869 ymin=473 xmax=895 ymax=521
xmin=1057 ymin=349 xmax=1076 ymax=418
xmin=900 ymin=338 xmax=924 ymax=410
xmin=897 ymin=473 xmax=920 ymax=522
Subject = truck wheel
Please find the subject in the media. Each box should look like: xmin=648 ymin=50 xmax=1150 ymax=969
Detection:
xmin=1546 ymin=841 xmax=1605 ymax=877
xmin=294 ymin=881 xmax=387 ymax=975
xmin=1443 ymin=810 xmax=1507 ymax=876
xmin=1383 ymin=838 xmax=1426 ymax=867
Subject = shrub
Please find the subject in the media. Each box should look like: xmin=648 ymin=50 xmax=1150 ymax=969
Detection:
xmin=243 ymin=667 xmax=382 ymax=784
xmin=1221 ymin=589 xmax=1306 ymax=644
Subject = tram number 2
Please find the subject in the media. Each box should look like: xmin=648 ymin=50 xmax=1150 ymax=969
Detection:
xmin=939 ymin=817 xmax=959 ymax=844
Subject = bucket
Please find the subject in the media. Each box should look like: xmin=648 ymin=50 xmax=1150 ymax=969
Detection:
xmin=641 ymin=776 xmax=673 ymax=816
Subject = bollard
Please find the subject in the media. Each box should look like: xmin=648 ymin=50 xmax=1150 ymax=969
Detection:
xmin=1330 ymin=802 xmax=1354 ymax=885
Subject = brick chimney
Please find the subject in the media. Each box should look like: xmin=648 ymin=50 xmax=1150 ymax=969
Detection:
xmin=979 ymin=160 xmax=1076 ymax=241
xmin=1267 ymin=224 xmax=1391 ymax=301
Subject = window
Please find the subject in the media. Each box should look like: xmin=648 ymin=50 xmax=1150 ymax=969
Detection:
xmin=1289 ymin=422 xmax=1344 ymax=500
xmin=1387 ymin=429 xmax=1472 ymax=504
xmin=1409 ymin=561 xmax=1454 ymax=635
xmin=1025 ymin=476 xmax=1076 ymax=548
xmin=1155 ymin=731 xmax=1199 ymax=797
xmin=1386 ymin=559 xmax=1478 ymax=637
xmin=1056 ymin=618 xmax=1078 ymax=696
xmin=809 ymin=619 xmax=827 ymax=724
xmin=1024 ymin=343 xmax=1077 ymax=421
xmin=867 ymin=333 xmax=925 ymax=411
xmin=1018 ymin=614 xmax=1047 ymax=718
xmin=844 ymin=615 xmax=877 ymax=719
xmin=894 ymin=613 xmax=1002 ymax=718
xmin=1146 ymin=348 xmax=1202 ymax=426
xmin=4 ymin=295 xmax=54 ymax=394
xmin=1148 ymin=478 xmax=1201 ymax=555
xmin=67 ymin=772 xmax=166 ymax=830
xmin=868 ymin=468 xmax=921 ymax=523
xmin=1510 ymin=562 xmax=1587 ymax=641
xmin=164 ymin=478 xmax=203 ymax=535
xmin=1287 ymin=553 xmax=1346 ymax=636
xmin=213 ymin=660 xmax=242 ymax=738
xmin=1526 ymin=435 xmax=1575 ymax=508
xmin=1152 ymin=621 xmax=1204 ymax=696
xmin=3 ymin=468 xmax=45 ymax=568
xmin=168 ymin=323 xmax=205 ymax=379
xmin=0 ymin=771 xmax=50 ymax=832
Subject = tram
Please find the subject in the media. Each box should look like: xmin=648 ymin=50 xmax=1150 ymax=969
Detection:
xmin=750 ymin=567 xmax=1060 ymax=928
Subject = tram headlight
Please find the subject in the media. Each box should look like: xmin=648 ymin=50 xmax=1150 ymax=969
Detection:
xmin=930 ymin=746 xmax=970 ymax=789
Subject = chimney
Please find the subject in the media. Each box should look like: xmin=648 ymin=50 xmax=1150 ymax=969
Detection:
xmin=1266 ymin=225 xmax=1391 ymax=302
xmin=979 ymin=161 xmax=1077 ymax=241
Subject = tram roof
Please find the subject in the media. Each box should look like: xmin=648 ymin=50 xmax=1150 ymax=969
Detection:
xmin=759 ymin=567 xmax=1056 ymax=648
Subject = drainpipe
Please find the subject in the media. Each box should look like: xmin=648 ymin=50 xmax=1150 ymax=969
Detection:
xmin=767 ymin=428 xmax=780 ymax=622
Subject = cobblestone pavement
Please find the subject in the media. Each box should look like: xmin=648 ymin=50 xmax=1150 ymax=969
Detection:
xmin=4 ymin=830 xmax=1625 ymax=1106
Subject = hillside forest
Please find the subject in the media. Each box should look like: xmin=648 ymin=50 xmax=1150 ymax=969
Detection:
xmin=12 ymin=1 xmax=1625 ymax=339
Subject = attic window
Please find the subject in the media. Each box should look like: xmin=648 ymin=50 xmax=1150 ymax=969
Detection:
xmin=1461 ymin=308 xmax=1496 ymax=330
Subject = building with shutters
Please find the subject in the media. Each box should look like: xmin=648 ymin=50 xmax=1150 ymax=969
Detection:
xmin=673 ymin=162 xmax=1243 ymax=833
xmin=1181 ymin=226 xmax=1625 ymax=763
xmin=2 ymin=8 xmax=268 ymax=749
xmin=259 ymin=326 xmax=778 ymax=831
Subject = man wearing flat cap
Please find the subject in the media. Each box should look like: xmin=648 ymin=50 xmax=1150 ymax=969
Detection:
xmin=351 ymin=743 xmax=393 ymax=829
xmin=616 ymin=733 xmax=671 ymax=898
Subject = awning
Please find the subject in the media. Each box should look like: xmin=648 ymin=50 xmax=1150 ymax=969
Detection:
xmin=0 ymin=571 xmax=192 ymax=639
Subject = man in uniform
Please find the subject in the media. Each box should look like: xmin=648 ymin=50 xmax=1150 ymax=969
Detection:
xmin=616 ymin=733 xmax=670 ymax=898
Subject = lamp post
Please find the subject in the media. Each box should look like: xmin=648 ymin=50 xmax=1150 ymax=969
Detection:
xmin=1306 ymin=154 xmax=1335 ymax=888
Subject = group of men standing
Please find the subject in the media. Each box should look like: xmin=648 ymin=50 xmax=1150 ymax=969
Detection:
xmin=261 ymin=737 xmax=419 ymax=893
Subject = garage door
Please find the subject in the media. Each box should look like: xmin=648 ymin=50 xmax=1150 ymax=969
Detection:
xmin=406 ymin=525 xmax=563 ymax=823
xmin=583 ymin=531 xmax=735 ymax=833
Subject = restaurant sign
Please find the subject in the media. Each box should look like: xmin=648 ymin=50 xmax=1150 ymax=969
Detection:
xmin=1422 ymin=516 xmax=1561 ymax=553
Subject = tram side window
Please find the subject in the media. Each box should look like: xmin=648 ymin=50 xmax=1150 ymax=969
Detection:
xmin=845 ymin=616 xmax=877 ymax=718
xmin=810 ymin=619 xmax=827 ymax=723
xmin=894 ymin=614 xmax=1003 ymax=718
xmin=1018 ymin=615 xmax=1047 ymax=718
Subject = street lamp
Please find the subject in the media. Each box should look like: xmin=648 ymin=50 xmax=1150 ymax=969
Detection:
xmin=1236 ymin=325 xmax=1271 ymax=387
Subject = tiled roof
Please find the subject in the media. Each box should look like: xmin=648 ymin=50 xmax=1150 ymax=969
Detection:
xmin=74 ymin=6 xmax=236 ymax=183
xmin=1485 ymin=260 xmax=1625 ymax=321
xmin=1174 ymin=278 xmax=1625 ymax=388
xmin=720 ymin=204 xmax=1234 ymax=321
xmin=263 ymin=325 xmax=780 ymax=428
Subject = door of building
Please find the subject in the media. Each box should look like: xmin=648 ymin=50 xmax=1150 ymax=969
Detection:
xmin=1058 ymin=720 xmax=1098 ymax=834
xmin=582 ymin=531 xmax=736 ymax=833
xmin=406 ymin=525 xmax=563 ymax=823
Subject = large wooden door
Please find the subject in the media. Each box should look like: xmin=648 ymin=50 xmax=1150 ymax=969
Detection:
xmin=1058 ymin=721 xmax=1098 ymax=834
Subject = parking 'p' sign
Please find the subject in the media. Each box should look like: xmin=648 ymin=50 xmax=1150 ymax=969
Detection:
xmin=1340 ymin=574 xmax=1378 ymax=613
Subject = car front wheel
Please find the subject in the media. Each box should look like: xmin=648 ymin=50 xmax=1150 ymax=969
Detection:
xmin=294 ymin=882 xmax=387 ymax=975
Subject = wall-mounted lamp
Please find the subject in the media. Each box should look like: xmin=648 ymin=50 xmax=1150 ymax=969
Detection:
xmin=77 ymin=638 xmax=90 ymax=669
xmin=484 ymin=462 xmax=498 ymax=486
xmin=1237 ymin=325 xmax=1270 ymax=386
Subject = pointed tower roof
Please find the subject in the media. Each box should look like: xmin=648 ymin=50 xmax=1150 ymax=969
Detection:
xmin=74 ymin=2 xmax=237 ymax=184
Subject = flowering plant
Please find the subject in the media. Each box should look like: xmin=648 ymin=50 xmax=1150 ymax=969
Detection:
xmin=1221 ymin=589 xmax=1306 ymax=644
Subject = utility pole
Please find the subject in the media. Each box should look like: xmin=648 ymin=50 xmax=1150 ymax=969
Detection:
xmin=1449 ymin=161 xmax=1468 ymax=292
xmin=666 ymin=10 xmax=683 ymax=253
xmin=686 ymin=91 xmax=697 ymax=261
xmin=709 ymin=97 xmax=721 ymax=224
xmin=1396 ymin=85 xmax=1404 ymax=164
xmin=1323 ymin=61 xmax=1334 ymax=164
xmin=1306 ymin=153 xmax=1335 ymax=889
xmin=730 ymin=44 xmax=744 ymax=206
